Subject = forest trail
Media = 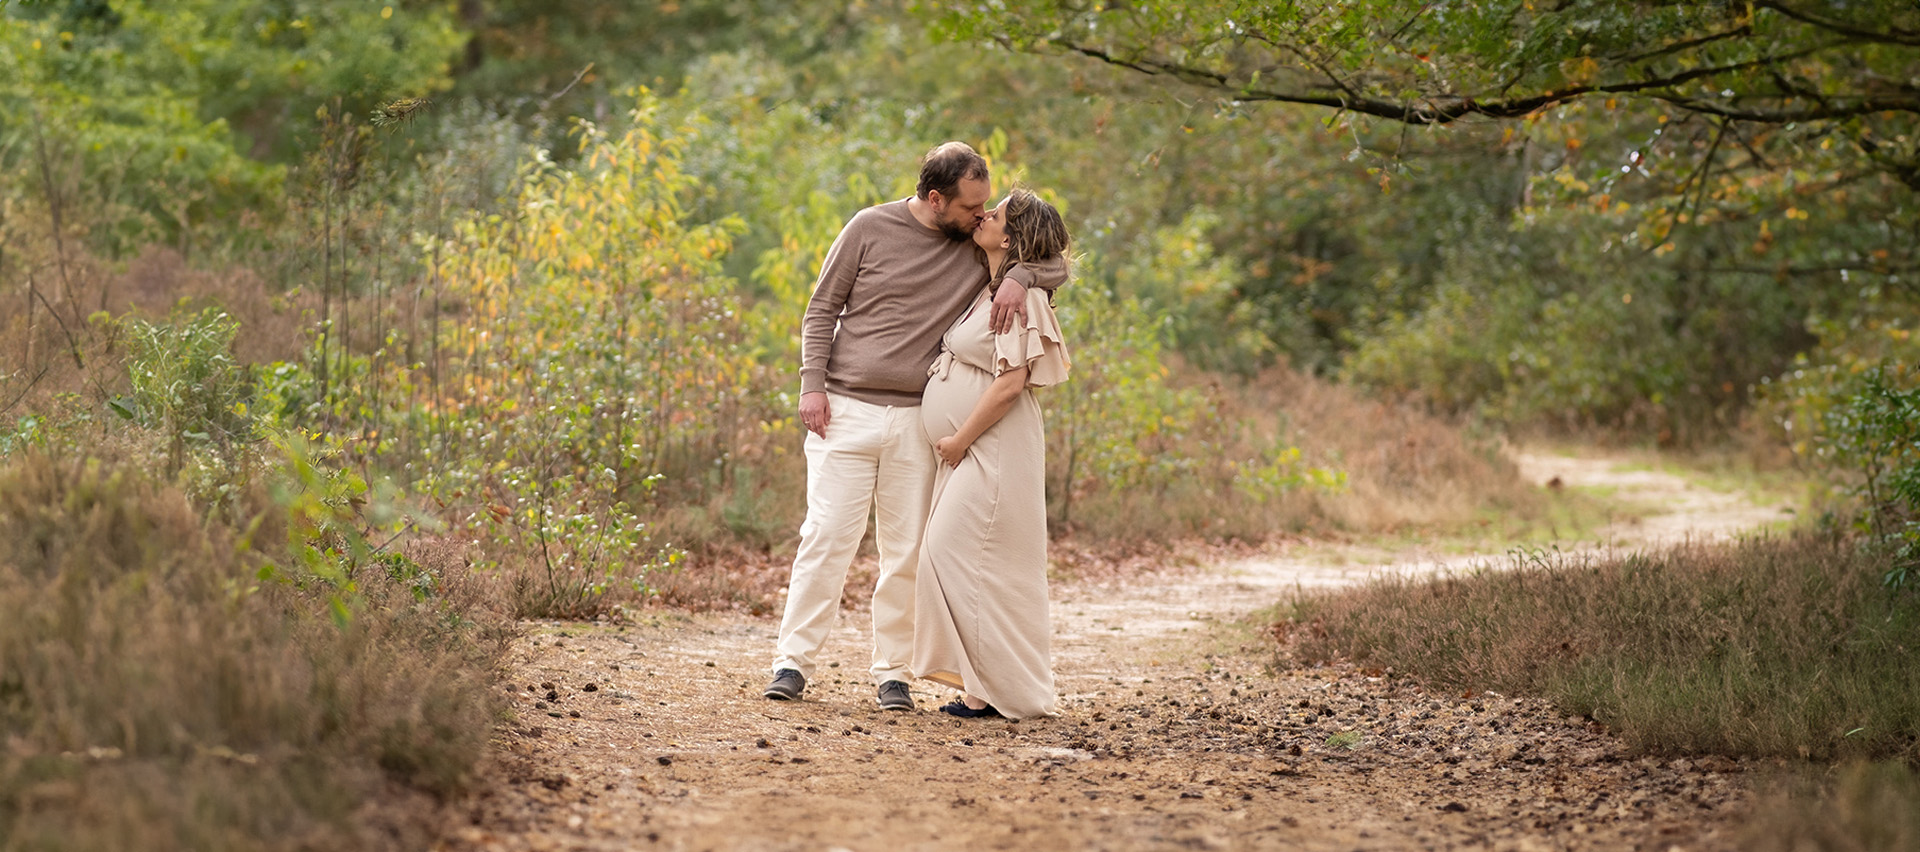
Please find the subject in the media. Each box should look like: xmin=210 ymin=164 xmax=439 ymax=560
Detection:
xmin=435 ymin=452 xmax=1793 ymax=852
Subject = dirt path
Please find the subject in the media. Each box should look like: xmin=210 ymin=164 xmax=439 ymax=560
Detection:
xmin=436 ymin=453 xmax=1791 ymax=852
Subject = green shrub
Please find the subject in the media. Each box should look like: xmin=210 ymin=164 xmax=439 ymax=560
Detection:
xmin=1809 ymin=367 xmax=1920 ymax=589
xmin=113 ymin=308 xmax=251 ymax=472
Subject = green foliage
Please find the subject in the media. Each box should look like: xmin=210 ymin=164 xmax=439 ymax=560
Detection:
xmin=280 ymin=92 xmax=776 ymax=612
xmin=1046 ymin=280 xmax=1345 ymax=531
xmin=1232 ymin=446 xmax=1347 ymax=505
xmin=922 ymin=0 xmax=1920 ymax=442
xmin=1807 ymin=367 xmax=1920 ymax=588
xmin=0 ymin=0 xmax=462 ymax=253
xmin=448 ymin=1 xmax=856 ymax=108
xmin=266 ymin=433 xmax=429 ymax=624
xmin=1110 ymin=208 xmax=1268 ymax=374
xmin=931 ymin=1 xmax=1920 ymax=180
xmin=1046 ymin=284 xmax=1208 ymax=526
xmin=1761 ymin=303 xmax=1920 ymax=586
xmin=476 ymin=468 xmax=678 ymax=619
xmin=115 ymin=308 xmax=250 ymax=466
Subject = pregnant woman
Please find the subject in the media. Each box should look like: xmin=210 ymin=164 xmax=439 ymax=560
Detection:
xmin=913 ymin=188 xmax=1072 ymax=720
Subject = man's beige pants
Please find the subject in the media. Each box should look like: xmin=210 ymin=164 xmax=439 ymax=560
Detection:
xmin=772 ymin=393 xmax=936 ymax=685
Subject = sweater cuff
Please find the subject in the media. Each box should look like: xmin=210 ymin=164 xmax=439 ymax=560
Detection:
xmin=1003 ymin=264 xmax=1035 ymax=290
xmin=800 ymin=368 xmax=828 ymax=395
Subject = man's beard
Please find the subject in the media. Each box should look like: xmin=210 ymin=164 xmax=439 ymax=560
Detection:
xmin=934 ymin=211 xmax=975 ymax=241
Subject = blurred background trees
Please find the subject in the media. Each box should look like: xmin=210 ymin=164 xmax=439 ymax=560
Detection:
xmin=8 ymin=5 xmax=1918 ymax=847
xmin=4 ymin=0 xmax=1918 ymax=560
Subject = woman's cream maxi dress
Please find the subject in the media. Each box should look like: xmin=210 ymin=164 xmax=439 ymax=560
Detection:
xmin=912 ymin=285 xmax=1070 ymax=720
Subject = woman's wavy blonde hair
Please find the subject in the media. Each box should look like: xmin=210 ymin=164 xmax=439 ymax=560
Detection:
xmin=993 ymin=188 xmax=1073 ymax=288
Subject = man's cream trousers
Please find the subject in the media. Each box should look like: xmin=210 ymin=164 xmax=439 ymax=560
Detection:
xmin=772 ymin=393 xmax=936 ymax=685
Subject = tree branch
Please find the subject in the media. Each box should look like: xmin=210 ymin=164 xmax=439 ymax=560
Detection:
xmin=1052 ymin=39 xmax=1867 ymax=125
xmin=1649 ymin=93 xmax=1920 ymax=124
xmin=1754 ymin=1 xmax=1920 ymax=47
xmin=1621 ymin=24 xmax=1753 ymax=64
xmin=0 ymin=365 xmax=50 ymax=418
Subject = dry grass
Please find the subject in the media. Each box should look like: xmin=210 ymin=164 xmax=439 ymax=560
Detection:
xmin=0 ymin=452 xmax=512 ymax=851
xmin=1239 ymin=367 xmax=1534 ymax=532
xmin=1745 ymin=761 xmax=1920 ymax=852
xmin=1283 ymin=535 xmax=1920 ymax=762
xmin=1059 ymin=366 xmax=1538 ymax=545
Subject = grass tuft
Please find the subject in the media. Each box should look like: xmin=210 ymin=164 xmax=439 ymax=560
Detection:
xmin=1283 ymin=535 xmax=1920 ymax=761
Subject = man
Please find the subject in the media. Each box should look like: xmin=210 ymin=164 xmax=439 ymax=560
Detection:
xmin=765 ymin=142 xmax=1066 ymax=710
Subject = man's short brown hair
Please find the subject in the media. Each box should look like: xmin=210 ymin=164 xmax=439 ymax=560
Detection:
xmin=916 ymin=141 xmax=990 ymax=201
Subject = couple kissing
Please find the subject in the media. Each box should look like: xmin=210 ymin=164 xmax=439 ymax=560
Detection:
xmin=763 ymin=141 xmax=1073 ymax=721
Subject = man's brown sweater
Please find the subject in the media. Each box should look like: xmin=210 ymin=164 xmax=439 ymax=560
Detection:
xmin=800 ymin=197 xmax=1067 ymax=407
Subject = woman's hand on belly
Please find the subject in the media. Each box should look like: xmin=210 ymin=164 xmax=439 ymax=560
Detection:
xmin=934 ymin=435 xmax=970 ymax=468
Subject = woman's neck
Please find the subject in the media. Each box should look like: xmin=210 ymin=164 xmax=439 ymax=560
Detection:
xmin=982 ymin=248 xmax=1007 ymax=278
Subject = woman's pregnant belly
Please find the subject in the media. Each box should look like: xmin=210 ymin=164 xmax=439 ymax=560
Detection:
xmin=920 ymin=362 xmax=992 ymax=444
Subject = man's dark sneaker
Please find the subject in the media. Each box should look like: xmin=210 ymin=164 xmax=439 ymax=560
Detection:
xmin=764 ymin=669 xmax=805 ymax=701
xmin=877 ymin=680 xmax=914 ymax=711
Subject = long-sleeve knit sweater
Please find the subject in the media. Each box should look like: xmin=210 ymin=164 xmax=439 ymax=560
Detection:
xmin=799 ymin=197 xmax=1068 ymax=407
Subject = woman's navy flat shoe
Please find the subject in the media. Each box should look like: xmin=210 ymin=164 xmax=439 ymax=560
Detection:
xmin=939 ymin=699 xmax=1002 ymax=718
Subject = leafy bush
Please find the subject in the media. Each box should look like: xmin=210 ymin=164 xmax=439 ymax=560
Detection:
xmin=1341 ymin=205 xmax=1823 ymax=443
xmin=113 ymin=308 xmax=251 ymax=471
xmin=1809 ymin=367 xmax=1920 ymax=588
xmin=1762 ymin=309 xmax=1920 ymax=589
xmin=270 ymin=93 xmax=782 ymax=613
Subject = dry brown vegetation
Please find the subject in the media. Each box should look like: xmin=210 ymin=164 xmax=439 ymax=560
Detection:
xmin=1746 ymin=761 xmax=1920 ymax=852
xmin=1283 ymin=535 xmax=1920 ymax=763
xmin=0 ymin=452 xmax=511 ymax=852
xmin=1230 ymin=366 xmax=1533 ymax=532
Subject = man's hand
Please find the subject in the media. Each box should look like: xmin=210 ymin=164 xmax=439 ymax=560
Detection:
xmin=989 ymin=278 xmax=1028 ymax=334
xmin=799 ymin=391 xmax=830 ymax=438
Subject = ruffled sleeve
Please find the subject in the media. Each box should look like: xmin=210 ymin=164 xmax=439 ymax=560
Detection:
xmin=992 ymin=287 xmax=1071 ymax=388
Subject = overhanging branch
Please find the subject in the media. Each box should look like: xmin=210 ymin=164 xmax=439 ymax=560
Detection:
xmin=1754 ymin=1 xmax=1920 ymax=47
xmin=1051 ymin=39 xmax=1890 ymax=125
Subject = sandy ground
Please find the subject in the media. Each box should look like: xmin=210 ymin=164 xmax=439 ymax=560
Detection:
xmin=434 ymin=452 xmax=1792 ymax=852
